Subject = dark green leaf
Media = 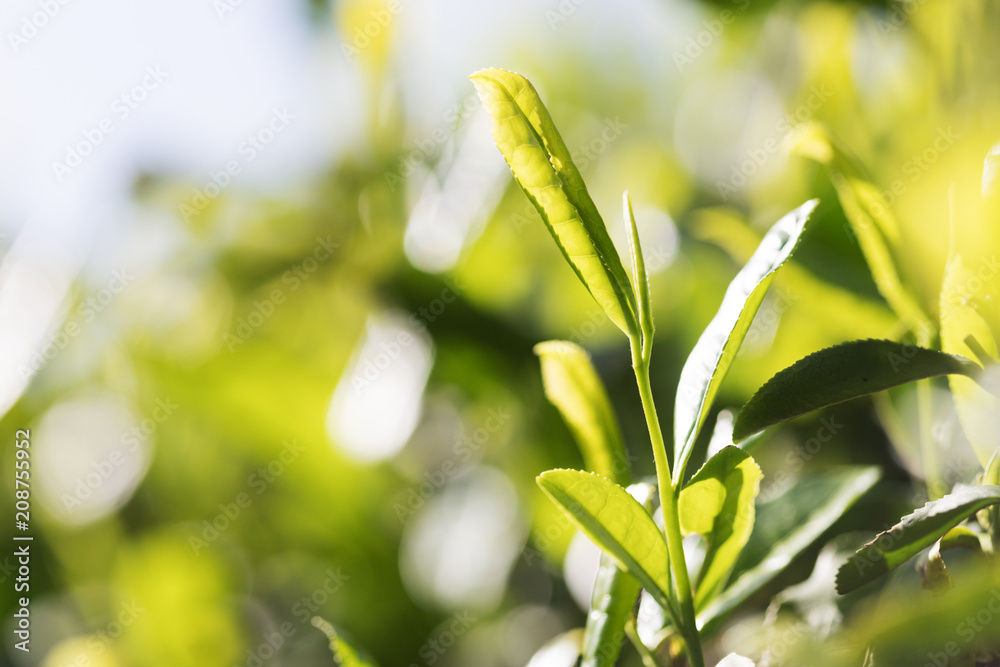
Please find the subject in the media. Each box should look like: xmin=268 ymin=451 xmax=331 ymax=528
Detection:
xmin=733 ymin=339 xmax=980 ymax=442
xmin=836 ymin=484 xmax=1000 ymax=595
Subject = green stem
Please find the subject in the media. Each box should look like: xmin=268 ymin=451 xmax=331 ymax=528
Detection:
xmin=626 ymin=615 xmax=668 ymax=667
xmin=632 ymin=345 xmax=705 ymax=667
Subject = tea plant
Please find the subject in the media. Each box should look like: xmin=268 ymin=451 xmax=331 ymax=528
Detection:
xmin=313 ymin=71 xmax=997 ymax=666
xmin=467 ymin=68 xmax=882 ymax=666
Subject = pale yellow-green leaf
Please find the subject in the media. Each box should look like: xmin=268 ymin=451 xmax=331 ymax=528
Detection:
xmin=471 ymin=68 xmax=638 ymax=338
xmin=536 ymin=469 xmax=672 ymax=609
xmin=679 ymin=446 xmax=763 ymax=609
xmin=535 ymin=341 xmax=629 ymax=485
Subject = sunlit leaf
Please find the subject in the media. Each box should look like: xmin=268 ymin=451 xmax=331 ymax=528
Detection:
xmin=535 ymin=341 xmax=630 ymax=485
xmin=788 ymin=122 xmax=931 ymax=337
xmin=471 ymin=68 xmax=639 ymax=338
xmin=733 ymin=339 xmax=980 ymax=441
xmin=581 ymin=483 xmax=652 ymax=667
xmin=836 ymin=485 xmax=1000 ymax=595
xmin=673 ymin=199 xmax=817 ymax=481
xmin=312 ymin=617 xmax=379 ymax=667
xmin=536 ymin=469 xmax=672 ymax=609
xmin=940 ymin=246 xmax=1000 ymax=467
xmin=679 ymin=446 xmax=763 ymax=609
xmin=698 ymin=466 xmax=881 ymax=635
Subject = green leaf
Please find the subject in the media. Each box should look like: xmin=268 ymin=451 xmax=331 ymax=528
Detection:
xmin=836 ymin=485 xmax=1000 ymax=595
xmin=788 ymin=122 xmax=931 ymax=336
xmin=312 ymin=617 xmax=379 ymax=667
xmin=733 ymin=339 xmax=980 ymax=442
xmin=536 ymin=469 xmax=672 ymax=610
xmin=582 ymin=555 xmax=641 ymax=667
xmin=937 ymin=526 xmax=985 ymax=554
xmin=581 ymin=483 xmax=652 ymax=667
xmin=623 ymin=190 xmax=654 ymax=350
xmin=471 ymin=68 xmax=639 ymax=338
xmin=674 ymin=199 xmax=817 ymax=481
xmin=697 ymin=466 xmax=880 ymax=635
xmin=535 ymin=341 xmax=630 ymax=485
xmin=679 ymin=447 xmax=763 ymax=609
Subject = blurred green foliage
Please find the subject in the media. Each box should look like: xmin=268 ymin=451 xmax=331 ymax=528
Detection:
xmin=4 ymin=1 xmax=1000 ymax=665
